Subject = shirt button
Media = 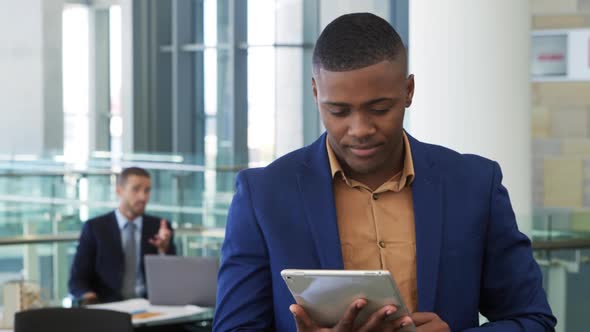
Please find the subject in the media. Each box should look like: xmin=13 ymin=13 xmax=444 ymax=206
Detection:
xmin=372 ymin=193 xmax=379 ymax=200
xmin=378 ymin=241 xmax=386 ymax=248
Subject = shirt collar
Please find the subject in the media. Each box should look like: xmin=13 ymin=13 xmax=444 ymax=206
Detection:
xmin=114 ymin=208 xmax=143 ymax=232
xmin=326 ymin=131 xmax=415 ymax=190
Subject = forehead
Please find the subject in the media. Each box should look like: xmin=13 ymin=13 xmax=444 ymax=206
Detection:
xmin=122 ymin=175 xmax=151 ymax=186
xmin=314 ymin=60 xmax=406 ymax=103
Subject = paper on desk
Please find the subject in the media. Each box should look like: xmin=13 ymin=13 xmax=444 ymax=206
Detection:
xmin=88 ymin=298 xmax=208 ymax=325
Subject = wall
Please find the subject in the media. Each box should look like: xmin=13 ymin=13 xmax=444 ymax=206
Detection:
xmin=0 ymin=0 xmax=64 ymax=156
xmin=408 ymin=0 xmax=532 ymax=234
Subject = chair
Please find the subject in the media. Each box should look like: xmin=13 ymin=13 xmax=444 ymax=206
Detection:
xmin=14 ymin=307 xmax=133 ymax=332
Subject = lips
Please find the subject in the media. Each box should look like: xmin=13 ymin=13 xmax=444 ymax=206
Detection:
xmin=348 ymin=144 xmax=382 ymax=158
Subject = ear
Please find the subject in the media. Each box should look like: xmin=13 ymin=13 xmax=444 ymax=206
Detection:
xmin=405 ymin=74 xmax=415 ymax=108
xmin=116 ymin=184 xmax=122 ymax=197
xmin=312 ymin=77 xmax=318 ymax=104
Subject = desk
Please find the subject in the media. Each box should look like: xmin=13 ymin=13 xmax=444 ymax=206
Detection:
xmin=89 ymin=299 xmax=213 ymax=331
xmin=134 ymin=308 xmax=213 ymax=332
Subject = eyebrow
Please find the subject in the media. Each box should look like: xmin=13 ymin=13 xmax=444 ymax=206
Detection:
xmin=322 ymin=97 xmax=397 ymax=107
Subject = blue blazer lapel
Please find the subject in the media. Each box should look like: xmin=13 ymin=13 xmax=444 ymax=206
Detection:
xmin=407 ymin=133 xmax=443 ymax=312
xmin=296 ymin=133 xmax=344 ymax=269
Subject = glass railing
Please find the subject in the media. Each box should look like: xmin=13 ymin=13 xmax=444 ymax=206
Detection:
xmin=531 ymin=209 xmax=590 ymax=332
xmin=0 ymin=239 xmax=78 ymax=308
xmin=0 ymin=156 xmax=235 ymax=313
xmin=0 ymin=232 xmax=225 ymax=308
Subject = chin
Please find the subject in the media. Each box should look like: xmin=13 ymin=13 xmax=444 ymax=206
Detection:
xmin=348 ymin=162 xmax=378 ymax=175
xmin=132 ymin=208 xmax=145 ymax=216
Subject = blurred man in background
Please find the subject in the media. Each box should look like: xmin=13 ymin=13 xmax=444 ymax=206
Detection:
xmin=69 ymin=167 xmax=175 ymax=303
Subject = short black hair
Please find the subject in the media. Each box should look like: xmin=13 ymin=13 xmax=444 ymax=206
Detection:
xmin=312 ymin=13 xmax=406 ymax=74
xmin=118 ymin=167 xmax=150 ymax=186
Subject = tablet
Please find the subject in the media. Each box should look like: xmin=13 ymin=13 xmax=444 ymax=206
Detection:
xmin=281 ymin=269 xmax=413 ymax=330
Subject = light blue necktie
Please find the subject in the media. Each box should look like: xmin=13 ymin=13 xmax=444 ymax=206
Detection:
xmin=121 ymin=222 xmax=137 ymax=299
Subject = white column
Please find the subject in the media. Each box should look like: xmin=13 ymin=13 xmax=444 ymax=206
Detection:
xmin=408 ymin=0 xmax=532 ymax=235
xmin=120 ymin=0 xmax=134 ymax=155
xmin=275 ymin=0 xmax=303 ymax=158
xmin=0 ymin=0 xmax=64 ymax=156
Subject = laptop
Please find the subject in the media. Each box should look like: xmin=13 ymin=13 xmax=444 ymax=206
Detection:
xmin=144 ymin=255 xmax=219 ymax=307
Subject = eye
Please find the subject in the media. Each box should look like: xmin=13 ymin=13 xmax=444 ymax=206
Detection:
xmin=327 ymin=108 xmax=349 ymax=117
xmin=371 ymin=108 xmax=389 ymax=114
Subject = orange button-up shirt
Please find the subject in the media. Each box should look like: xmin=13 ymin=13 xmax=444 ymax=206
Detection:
xmin=327 ymin=132 xmax=418 ymax=312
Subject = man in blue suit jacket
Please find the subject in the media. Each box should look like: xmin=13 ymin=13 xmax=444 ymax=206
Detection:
xmin=69 ymin=167 xmax=175 ymax=303
xmin=214 ymin=13 xmax=555 ymax=332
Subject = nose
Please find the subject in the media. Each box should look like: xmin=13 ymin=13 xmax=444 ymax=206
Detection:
xmin=348 ymin=112 xmax=376 ymax=139
xmin=137 ymin=191 xmax=148 ymax=202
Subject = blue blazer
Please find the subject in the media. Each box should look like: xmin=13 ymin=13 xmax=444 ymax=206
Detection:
xmin=213 ymin=133 xmax=555 ymax=331
xmin=68 ymin=211 xmax=176 ymax=303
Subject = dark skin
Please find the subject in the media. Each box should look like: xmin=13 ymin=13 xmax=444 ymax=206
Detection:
xmin=288 ymin=59 xmax=450 ymax=332
xmin=290 ymin=299 xmax=411 ymax=332
xmin=315 ymin=60 xmax=411 ymax=191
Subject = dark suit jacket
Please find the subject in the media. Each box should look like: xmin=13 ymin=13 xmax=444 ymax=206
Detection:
xmin=213 ymin=132 xmax=556 ymax=332
xmin=68 ymin=211 xmax=176 ymax=303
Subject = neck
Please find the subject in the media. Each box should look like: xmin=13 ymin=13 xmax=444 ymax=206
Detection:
xmin=118 ymin=206 xmax=138 ymax=221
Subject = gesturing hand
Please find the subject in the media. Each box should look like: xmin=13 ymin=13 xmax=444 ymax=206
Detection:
xmin=148 ymin=219 xmax=171 ymax=254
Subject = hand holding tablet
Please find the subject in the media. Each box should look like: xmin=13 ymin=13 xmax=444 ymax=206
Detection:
xmin=282 ymin=269 xmax=416 ymax=331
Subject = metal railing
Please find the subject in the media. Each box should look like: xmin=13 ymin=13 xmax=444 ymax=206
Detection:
xmin=532 ymin=239 xmax=590 ymax=250
xmin=0 ymin=233 xmax=79 ymax=246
